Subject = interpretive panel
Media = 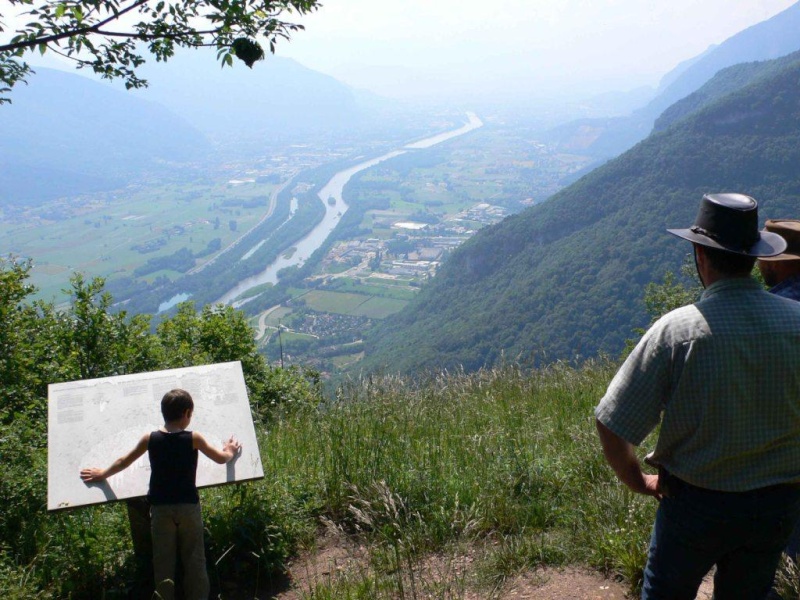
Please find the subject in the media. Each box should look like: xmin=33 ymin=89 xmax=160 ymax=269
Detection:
xmin=48 ymin=361 xmax=264 ymax=511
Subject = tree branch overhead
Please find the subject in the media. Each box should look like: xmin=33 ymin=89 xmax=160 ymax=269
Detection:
xmin=0 ymin=0 xmax=320 ymax=103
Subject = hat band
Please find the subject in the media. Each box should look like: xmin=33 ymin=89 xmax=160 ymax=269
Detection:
xmin=690 ymin=225 xmax=756 ymax=253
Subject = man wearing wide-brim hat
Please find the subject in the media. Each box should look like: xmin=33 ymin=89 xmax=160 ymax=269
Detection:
xmin=758 ymin=219 xmax=800 ymax=302
xmin=758 ymin=219 xmax=800 ymax=578
xmin=594 ymin=193 xmax=800 ymax=599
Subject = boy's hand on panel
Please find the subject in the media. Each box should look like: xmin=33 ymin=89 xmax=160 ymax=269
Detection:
xmin=80 ymin=468 xmax=106 ymax=483
xmin=224 ymin=436 xmax=242 ymax=456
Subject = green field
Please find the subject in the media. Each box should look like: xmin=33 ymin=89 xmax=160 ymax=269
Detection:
xmin=1 ymin=180 xmax=277 ymax=300
xmin=282 ymin=330 xmax=317 ymax=342
xmin=330 ymin=351 xmax=365 ymax=368
xmin=263 ymin=306 xmax=293 ymax=326
xmin=331 ymin=278 xmax=418 ymax=300
xmin=302 ymin=289 xmax=372 ymax=314
xmin=366 ymin=275 xmax=416 ymax=286
xmin=352 ymin=295 xmax=408 ymax=318
xmin=301 ymin=289 xmax=408 ymax=319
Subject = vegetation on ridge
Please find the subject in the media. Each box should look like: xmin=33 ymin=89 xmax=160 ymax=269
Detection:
xmin=6 ymin=254 xmax=800 ymax=598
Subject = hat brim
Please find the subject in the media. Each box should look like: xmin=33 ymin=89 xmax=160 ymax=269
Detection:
xmin=667 ymin=228 xmax=787 ymax=257
xmin=757 ymin=252 xmax=800 ymax=262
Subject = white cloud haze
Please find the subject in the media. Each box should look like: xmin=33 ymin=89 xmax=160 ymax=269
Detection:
xmin=277 ymin=0 xmax=798 ymax=100
xmin=3 ymin=0 xmax=797 ymax=103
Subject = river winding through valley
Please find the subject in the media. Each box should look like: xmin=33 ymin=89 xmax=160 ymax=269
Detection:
xmin=215 ymin=111 xmax=483 ymax=307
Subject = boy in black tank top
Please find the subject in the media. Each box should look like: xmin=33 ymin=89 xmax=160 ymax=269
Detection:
xmin=81 ymin=389 xmax=241 ymax=600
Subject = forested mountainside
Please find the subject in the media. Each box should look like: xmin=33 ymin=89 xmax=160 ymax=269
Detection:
xmin=654 ymin=50 xmax=800 ymax=132
xmin=544 ymin=1 xmax=800 ymax=160
xmin=361 ymin=53 xmax=800 ymax=374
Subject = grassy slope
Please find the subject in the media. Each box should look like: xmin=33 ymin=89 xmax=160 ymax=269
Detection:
xmin=6 ymin=362 xmax=664 ymax=598
xmin=264 ymin=361 xmax=655 ymax=596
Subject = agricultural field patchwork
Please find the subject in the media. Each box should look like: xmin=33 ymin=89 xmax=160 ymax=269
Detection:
xmin=1 ymin=179 xmax=277 ymax=300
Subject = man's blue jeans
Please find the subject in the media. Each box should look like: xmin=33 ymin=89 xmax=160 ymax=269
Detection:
xmin=641 ymin=474 xmax=800 ymax=600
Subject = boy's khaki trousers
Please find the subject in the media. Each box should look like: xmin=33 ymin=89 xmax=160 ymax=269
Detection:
xmin=150 ymin=503 xmax=209 ymax=600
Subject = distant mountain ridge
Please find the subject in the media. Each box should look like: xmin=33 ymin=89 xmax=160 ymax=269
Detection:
xmin=131 ymin=53 xmax=387 ymax=141
xmin=650 ymin=2 xmax=800 ymax=114
xmin=0 ymin=55 xmax=397 ymax=205
xmin=545 ymin=1 xmax=800 ymax=159
xmin=653 ymin=50 xmax=800 ymax=132
xmin=0 ymin=67 xmax=208 ymax=206
xmin=361 ymin=51 xmax=800 ymax=374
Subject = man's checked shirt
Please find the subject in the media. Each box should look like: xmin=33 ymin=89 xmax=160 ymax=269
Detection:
xmin=771 ymin=273 xmax=800 ymax=302
xmin=596 ymin=277 xmax=800 ymax=491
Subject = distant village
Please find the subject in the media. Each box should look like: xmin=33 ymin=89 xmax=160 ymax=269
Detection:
xmin=262 ymin=200 xmax=510 ymax=371
xmin=321 ymin=201 xmax=507 ymax=282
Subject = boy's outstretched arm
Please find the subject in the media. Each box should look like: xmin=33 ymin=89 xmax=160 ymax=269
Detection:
xmin=80 ymin=433 xmax=150 ymax=483
xmin=193 ymin=432 xmax=241 ymax=464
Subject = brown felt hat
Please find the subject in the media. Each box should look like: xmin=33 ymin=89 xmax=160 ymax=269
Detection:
xmin=667 ymin=193 xmax=786 ymax=257
xmin=758 ymin=220 xmax=800 ymax=261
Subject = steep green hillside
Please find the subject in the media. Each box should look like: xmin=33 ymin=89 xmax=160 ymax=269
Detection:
xmin=655 ymin=50 xmax=800 ymax=132
xmin=362 ymin=54 xmax=800 ymax=374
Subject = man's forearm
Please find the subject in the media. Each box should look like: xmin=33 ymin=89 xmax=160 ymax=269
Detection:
xmin=596 ymin=419 xmax=660 ymax=498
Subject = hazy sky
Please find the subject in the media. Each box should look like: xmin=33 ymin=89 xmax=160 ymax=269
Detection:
xmin=4 ymin=0 xmax=798 ymax=104
xmin=276 ymin=0 xmax=798 ymax=101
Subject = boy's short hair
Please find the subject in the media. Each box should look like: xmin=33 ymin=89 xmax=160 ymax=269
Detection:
xmin=161 ymin=389 xmax=194 ymax=421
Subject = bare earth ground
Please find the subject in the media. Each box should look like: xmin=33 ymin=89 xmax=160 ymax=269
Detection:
xmin=266 ymin=531 xmax=715 ymax=600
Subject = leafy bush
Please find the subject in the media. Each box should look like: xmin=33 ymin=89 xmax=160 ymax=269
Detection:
xmin=0 ymin=260 xmax=325 ymax=598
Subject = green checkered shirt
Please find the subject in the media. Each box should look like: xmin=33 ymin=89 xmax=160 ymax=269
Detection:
xmin=596 ymin=277 xmax=800 ymax=491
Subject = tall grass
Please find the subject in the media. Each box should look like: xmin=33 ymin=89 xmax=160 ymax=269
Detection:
xmin=1 ymin=360 xmax=660 ymax=597
xmin=264 ymin=360 xmax=657 ymax=596
xmin=774 ymin=554 xmax=800 ymax=600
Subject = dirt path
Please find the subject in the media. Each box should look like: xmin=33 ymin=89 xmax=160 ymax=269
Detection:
xmin=265 ymin=532 xmax=715 ymax=599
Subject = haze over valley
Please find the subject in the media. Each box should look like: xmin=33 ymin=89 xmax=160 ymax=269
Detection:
xmin=3 ymin=0 xmax=800 ymax=376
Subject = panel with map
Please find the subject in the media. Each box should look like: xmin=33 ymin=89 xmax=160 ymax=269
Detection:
xmin=48 ymin=361 xmax=264 ymax=511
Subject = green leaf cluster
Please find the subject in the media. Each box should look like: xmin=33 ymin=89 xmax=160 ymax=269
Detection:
xmin=0 ymin=0 xmax=320 ymax=103
xmin=0 ymin=255 xmax=321 ymax=423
